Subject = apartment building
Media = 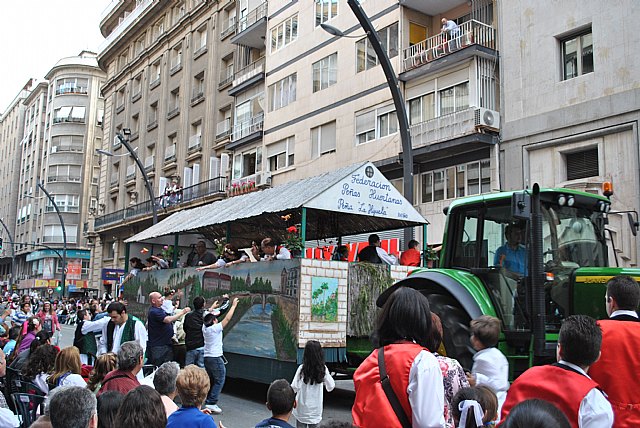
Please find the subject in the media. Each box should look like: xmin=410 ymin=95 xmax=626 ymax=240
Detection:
xmin=91 ymin=0 xmax=500 ymax=286
xmin=498 ymin=0 xmax=640 ymax=267
xmin=9 ymin=52 xmax=106 ymax=294
xmin=262 ymin=0 xmax=499 ymax=238
xmin=0 ymin=81 xmax=33 ymax=290
xmin=93 ymin=0 xmax=237 ymax=287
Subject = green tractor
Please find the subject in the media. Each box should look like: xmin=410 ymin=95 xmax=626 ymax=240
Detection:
xmin=381 ymin=184 xmax=640 ymax=374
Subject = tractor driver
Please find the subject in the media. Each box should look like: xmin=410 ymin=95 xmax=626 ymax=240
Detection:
xmin=494 ymin=223 xmax=527 ymax=279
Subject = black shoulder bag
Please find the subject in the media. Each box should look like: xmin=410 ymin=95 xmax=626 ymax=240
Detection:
xmin=377 ymin=347 xmax=412 ymax=428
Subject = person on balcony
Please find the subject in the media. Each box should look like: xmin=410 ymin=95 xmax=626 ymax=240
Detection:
xmin=260 ymin=238 xmax=291 ymax=261
xmin=187 ymin=240 xmax=216 ymax=267
xmin=441 ymin=17 xmax=460 ymax=52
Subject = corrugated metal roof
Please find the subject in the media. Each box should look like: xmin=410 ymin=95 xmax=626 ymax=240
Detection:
xmin=125 ymin=162 xmax=427 ymax=244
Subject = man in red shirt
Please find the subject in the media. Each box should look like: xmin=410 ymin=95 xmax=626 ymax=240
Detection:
xmin=400 ymin=240 xmax=421 ymax=267
xmin=97 ymin=341 xmax=143 ymax=396
xmin=589 ymin=275 xmax=640 ymax=427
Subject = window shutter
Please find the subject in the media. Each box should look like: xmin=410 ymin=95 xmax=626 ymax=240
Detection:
xmin=566 ymin=148 xmax=599 ymax=180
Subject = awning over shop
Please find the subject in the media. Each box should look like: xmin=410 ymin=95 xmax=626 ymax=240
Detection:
xmin=125 ymin=162 xmax=428 ymax=245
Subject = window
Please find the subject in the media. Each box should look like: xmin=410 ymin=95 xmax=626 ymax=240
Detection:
xmin=47 ymin=165 xmax=82 ymax=183
xmin=561 ymin=29 xmax=593 ymax=80
xmin=311 ymin=121 xmax=336 ymax=158
xmin=316 ymin=0 xmax=338 ymax=26
xmin=268 ymin=73 xmax=296 ymax=111
xmin=232 ymin=147 xmax=262 ymax=179
xmin=194 ymin=25 xmax=207 ymax=54
xmin=47 ymin=194 xmax=80 ymax=213
xmin=267 ymin=137 xmax=295 ymax=172
xmin=116 ymin=87 xmax=126 ymax=108
xmin=192 ymin=72 xmax=205 ymax=101
xmin=131 ymin=113 xmax=139 ymax=133
xmin=408 ymin=92 xmax=435 ymax=125
xmin=150 ymin=59 xmax=161 ymax=85
xmin=566 ymin=148 xmax=599 ymax=180
xmin=148 ymin=102 xmax=158 ymax=126
xmin=132 ymin=74 xmax=142 ymax=98
xmin=439 ymin=81 xmax=469 ymax=116
xmin=53 ymin=106 xmax=86 ymax=124
xmin=356 ymin=23 xmax=398 ymax=72
xmin=44 ymin=224 xmax=77 ymax=243
xmin=355 ymin=104 xmax=397 ymax=144
xmin=270 ymin=14 xmax=298 ymax=53
xmin=134 ymin=33 xmax=146 ymax=56
xmin=168 ymin=88 xmax=180 ymax=116
xmin=55 ymin=78 xmax=88 ymax=95
xmin=118 ymin=50 xmax=129 ymax=71
xmin=153 ymin=17 xmax=165 ymax=41
xmin=172 ymin=2 xmax=186 ymax=25
xmin=96 ymin=109 xmax=104 ymax=126
xmin=170 ymin=43 xmax=183 ymax=71
xmin=312 ymin=53 xmax=337 ymax=92
xmin=421 ymin=159 xmax=490 ymax=203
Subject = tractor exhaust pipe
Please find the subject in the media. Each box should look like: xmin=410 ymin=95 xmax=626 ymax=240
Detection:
xmin=530 ymin=184 xmax=546 ymax=357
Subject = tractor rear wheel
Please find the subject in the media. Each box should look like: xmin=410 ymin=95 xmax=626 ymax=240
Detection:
xmin=425 ymin=292 xmax=474 ymax=370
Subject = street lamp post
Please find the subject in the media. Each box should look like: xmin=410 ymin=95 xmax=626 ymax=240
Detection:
xmin=326 ymin=0 xmax=415 ymax=246
xmin=0 ymin=218 xmax=16 ymax=290
xmin=116 ymin=130 xmax=157 ymax=224
xmin=37 ymin=181 xmax=67 ymax=296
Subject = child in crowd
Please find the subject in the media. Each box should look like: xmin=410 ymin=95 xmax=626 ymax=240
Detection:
xmin=291 ymin=340 xmax=335 ymax=428
xmin=256 ymin=379 xmax=297 ymax=428
xmin=466 ymin=316 xmax=509 ymax=417
xmin=451 ymin=387 xmax=484 ymax=428
xmin=475 ymin=385 xmax=498 ymax=426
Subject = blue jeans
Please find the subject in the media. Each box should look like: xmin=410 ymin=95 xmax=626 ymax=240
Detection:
xmin=185 ymin=348 xmax=205 ymax=368
xmin=147 ymin=345 xmax=173 ymax=367
xmin=204 ymin=356 xmax=226 ymax=405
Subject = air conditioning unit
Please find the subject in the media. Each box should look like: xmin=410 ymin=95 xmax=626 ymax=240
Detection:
xmin=256 ymin=171 xmax=272 ymax=188
xmin=475 ymin=108 xmax=500 ymax=130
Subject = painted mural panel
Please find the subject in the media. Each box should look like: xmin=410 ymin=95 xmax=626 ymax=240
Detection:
xmin=121 ymin=260 xmax=301 ymax=361
xmin=311 ymin=277 xmax=338 ymax=322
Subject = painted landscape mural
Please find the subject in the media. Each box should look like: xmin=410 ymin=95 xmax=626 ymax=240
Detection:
xmin=121 ymin=260 xmax=301 ymax=361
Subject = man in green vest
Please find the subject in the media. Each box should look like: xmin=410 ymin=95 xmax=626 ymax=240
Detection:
xmin=98 ymin=302 xmax=147 ymax=356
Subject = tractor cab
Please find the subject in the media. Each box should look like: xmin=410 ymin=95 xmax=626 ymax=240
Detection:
xmin=442 ymin=189 xmax=611 ymax=339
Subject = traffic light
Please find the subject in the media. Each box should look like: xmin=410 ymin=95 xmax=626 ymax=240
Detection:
xmin=0 ymin=238 xmax=3 ymax=249
xmin=56 ymin=285 xmax=62 ymax=292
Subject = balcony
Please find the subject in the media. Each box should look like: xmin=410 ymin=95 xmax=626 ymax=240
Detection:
xmin=229 ymin=57 xmax=264 ymax=96
xmin=46 ymin=205 xmax=79 ymax=213
xmin=216 ymin=118 xmax=231 ymax=140
xmin=231 ymin=2 xmax=267 ymax=49
xmin=190 ymin=89 xmax=205 ymax=106
xmin=94 ymin=176 xmax=227 ymax=230
xmin=99 ymin=0 xmax=154 ymax=54
xmin=51 ymin=145 xmax=83 ymax=154
xmin=147 ymin=119 xmax=158 ymax=131
xmin=399 ymin=0 xmax=467 ymax=15
xmin=164 ymin=144 xmax=177 ymax=163
xmin=110 ymin=173 xmax=119 ymax=187
xmin=220 ymin=16 xmax=236 ymax=40
xmin=401 ymin=20 xmax=497 ymax=79
xmin=167 ymin=106 xmax=180 ymax=120
xmin=144 ymin=155 xmax=155 ymax=172
xmin=126 ymin=164 xmax=137 ymax=180
xmin=219 ymin=68 xmax=234 ymax=89
xmin=230 ymin=113 xmax=263 ymax=148
xmin=55 ymin=86 xmax=88 ymax=96
xmin=188 ymin=135 xmax=202 ymax=153
xmin=47 ymin=175 xmax=82 ymax=183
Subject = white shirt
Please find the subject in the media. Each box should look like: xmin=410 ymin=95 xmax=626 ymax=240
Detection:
xmin=472 ymin=347 xmax=510 ymax=414
xmin=81 ymin=316 xmax=110 ymax=335
xmin=203 ymin=322 xmax=223 ymax=357
xmin=559 ymin=361 xmax=614 ymax=428
xmin=161 ymin=299 xmax=175 ymax=315
xmin=0 ymin=408 xmax=19 ymax=427
xmin=610 ymin=309 xmax=639 ymax=318
xmin=98 ymin=317 xmax=148 ymax=355
xmin=376 ymin=247 xmax=398 ymax=265
xmin=407 ymin=350 xmax=446 ymax=428
xmin=291 ymin=365 xmax=335 ymax=424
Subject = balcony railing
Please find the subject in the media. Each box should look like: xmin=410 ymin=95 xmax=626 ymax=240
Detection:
xmin=188 ymin=135 xmax=202 ymax=152
xmin=164 ymin=144 xmax=176 ymax=162
xmin=232 ymin=113 xmax=264 ymax=141
xmin=167 ymin=106 xmax=180 ymax=119
xmin=220 ymin=16 xmax=236 ymax=39
xmin=47 ymin=175 xmax=82 ymax=183
xmin=46 ymin=205 xmax=79 ymax=213
xmin=402 ymin=20 xmax=496 ymax=72
xmin=55 ymin=86 xmax=88 ymax=95
xmin=238 ymin=2 xmax=267 ymax=33
xmin=144 ymin=155 xmax=155 ymax=171
xmin=216 ymin=119 xmax=231 ymax=139
xmin=219 ymin=68 xmax=234 ymax=88
xmin=233 ymin=57 xmax=265 ymax=87
xmin=191 ymin=90 xmax=205 ymax=105
xmin=95 ymin=176 xmax=227 ymax=229
xmin=126 ymin=164 xmax=137 ymax=180
xmin=51 ymin=145 xmax=84 ymax=154
xmin=110 ymin=173 xmax=119 ymax=186
xmin=410 ymin=107 xmax=478 ymax=148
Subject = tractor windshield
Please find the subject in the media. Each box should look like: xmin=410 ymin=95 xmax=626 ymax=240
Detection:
xmin=541 ymin=204 xmax=607 ymax=268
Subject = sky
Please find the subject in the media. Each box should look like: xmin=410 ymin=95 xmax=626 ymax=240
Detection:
xmin=0 ymin=0 xmax=109 ymax=114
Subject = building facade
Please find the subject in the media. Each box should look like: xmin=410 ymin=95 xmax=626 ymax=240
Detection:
xmin=91 ymin=0 xmax=501 ymax=287
xmin=10 ymin=52 xmax=105 ymax=294
xmin=498 ymin=0 xmax=640 ymax=267
xmin=0 ymin=80 xmax=34 ymax=290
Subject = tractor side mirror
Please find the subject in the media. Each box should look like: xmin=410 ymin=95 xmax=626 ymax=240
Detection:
xmin=628 ymin=212 xmax=639 ymax=237
xmin=512 ymin=191 xmax=531 ymax=220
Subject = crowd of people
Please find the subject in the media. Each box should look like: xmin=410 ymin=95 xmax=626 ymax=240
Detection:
xmin=0 ymin=270 xmax=636 ymax=427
